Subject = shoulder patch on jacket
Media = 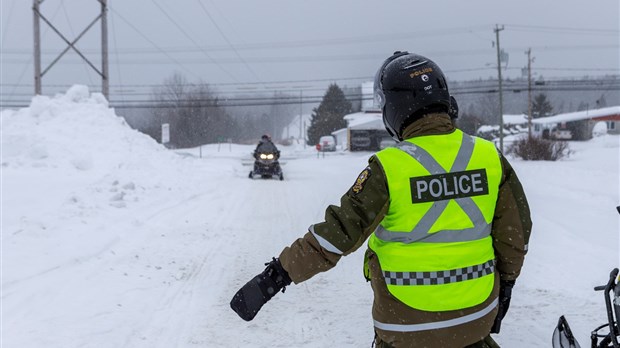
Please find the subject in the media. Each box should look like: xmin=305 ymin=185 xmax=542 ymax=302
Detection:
xmin=352 ymin=166 xmax=371 ymax=194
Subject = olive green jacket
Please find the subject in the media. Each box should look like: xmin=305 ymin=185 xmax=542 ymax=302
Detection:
xmin=279 ymin=113 xmax=532 ymax=348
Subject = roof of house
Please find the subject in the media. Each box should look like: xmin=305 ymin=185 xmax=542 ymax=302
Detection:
xmin=532 ymin=106 xmax=620 ymax=124
xmin=344 ymin=111 xmax=384 ymax=130
xmin=503 ymin=114 xmax=528 ymax=125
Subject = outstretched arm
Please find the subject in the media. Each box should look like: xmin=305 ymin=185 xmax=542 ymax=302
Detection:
xmin=230 ymin=157 xmax=390 ymax=321
xmin=279 ymin=157 xmax=390 ymax=284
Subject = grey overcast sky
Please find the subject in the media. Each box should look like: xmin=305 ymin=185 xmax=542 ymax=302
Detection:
xmin=1 ymin=0 xmax=619 ymax=104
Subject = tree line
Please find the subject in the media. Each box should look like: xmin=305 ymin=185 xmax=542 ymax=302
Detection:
xmin=134 ymin=72 xmax=355 ymax=148
xmin=125 ymin=72 xmax=613 ymax=148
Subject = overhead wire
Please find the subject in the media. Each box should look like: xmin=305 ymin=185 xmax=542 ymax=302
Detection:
xmin=196 ymin=0 xmax=264 ymax=85
xmin=150 ymin=0 xmax=239 ymax=82
xmin=107 ymin=6 xmax=197 ymax=78
xmin=3 ymin=7 xmax=618 ymax=106
xmin=2 ymin=81 xmax=617 ymax=109
xmin=1 ymin=0 xmax=16 ymax=45
xmin=3 ymin=73 xmax=618 ymax=92
xmin=505 ymin=24 xmax=619 ymax=35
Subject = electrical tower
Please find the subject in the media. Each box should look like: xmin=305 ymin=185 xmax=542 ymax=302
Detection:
xmin=32 ymin=0 xmax=109 ymax=98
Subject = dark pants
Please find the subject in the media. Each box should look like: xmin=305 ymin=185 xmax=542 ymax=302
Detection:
xmin=373 ymin=335 xmax=500 ymax=348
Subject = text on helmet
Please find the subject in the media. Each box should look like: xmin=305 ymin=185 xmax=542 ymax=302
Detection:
xmin=409 ymin=67 xmax=434 ymax=79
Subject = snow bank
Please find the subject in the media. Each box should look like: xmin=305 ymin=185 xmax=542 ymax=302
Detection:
xmin=1 ymin=85 xmax=175 ymax=173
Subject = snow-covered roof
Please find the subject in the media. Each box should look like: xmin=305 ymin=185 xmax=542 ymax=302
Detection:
xmin=503 ymin=114 xmax=528 ymax=125
xmin=331 ymin=128 xmax=347 ymax=136
xmin=532 ymin=106 xmax=620 ymax=124
xmin=344 ymin=111 xmax=384 ymax=130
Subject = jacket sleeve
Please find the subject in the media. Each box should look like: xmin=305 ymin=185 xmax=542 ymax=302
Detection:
xmin=492 ymin=154 xmax=533 ymax=282
xmin=279 ymin=156 xmax=390 ymax=284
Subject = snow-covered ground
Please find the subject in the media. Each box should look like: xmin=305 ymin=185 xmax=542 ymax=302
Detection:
xmin=2 ymin=86 xmax=619 ymax=347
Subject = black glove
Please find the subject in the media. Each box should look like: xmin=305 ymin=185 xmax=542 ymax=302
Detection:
xmin=230 ymin=257 xmax=292 ymax=321
xmin=491 ymin=279 xmax=515 ymax=334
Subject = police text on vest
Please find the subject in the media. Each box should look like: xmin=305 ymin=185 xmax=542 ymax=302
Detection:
xmin=410 ymin=169 xmax=489 ymax=203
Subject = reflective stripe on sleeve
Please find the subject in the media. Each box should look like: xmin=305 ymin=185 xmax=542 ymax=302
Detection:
xmin=309 ymin=225 xmax=344 ymax=255
xmin=373 ymin=298 xmax=498 ymax=332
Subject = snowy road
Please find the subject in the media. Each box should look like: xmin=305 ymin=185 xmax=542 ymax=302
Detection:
xmin=2 ymin=91 xmax=619 ymax=347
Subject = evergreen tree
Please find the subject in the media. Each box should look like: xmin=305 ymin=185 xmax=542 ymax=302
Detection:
xmin=532 ymin=93 xmax=553 ymax=118
xmin=307 ymin=84 xmax=351 ymax=145
xmin=596 ymin=94 xmax=607 ymax=108
xmin=456 ymin=112 xmax=483 ymax=136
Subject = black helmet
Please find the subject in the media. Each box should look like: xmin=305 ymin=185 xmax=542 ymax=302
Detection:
xmin=261 ymin=134 xmax=271 ymax=141
xmin=374 ymin=51 xmax=451 ymax=141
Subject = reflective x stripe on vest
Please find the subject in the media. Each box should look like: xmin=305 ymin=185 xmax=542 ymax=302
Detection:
xmin=374 ymin=133 xmax=491 ymax=243
xmin=369 ymin=130 xmax=501 ymax=315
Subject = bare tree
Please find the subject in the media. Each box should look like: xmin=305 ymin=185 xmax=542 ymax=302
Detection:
xmin=476 ymin=93 xmax=500 ymax=125
xmin=150 ymin=72 xmax=231 ymax=148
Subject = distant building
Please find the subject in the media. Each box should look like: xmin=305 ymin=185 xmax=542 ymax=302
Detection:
xmin=337 ymin=111 xmax=392 ymax=151
xmin=332 ymin=81 xmax=394 ymax=151
xmin=532 ymin=106 xmax=620 ymax=140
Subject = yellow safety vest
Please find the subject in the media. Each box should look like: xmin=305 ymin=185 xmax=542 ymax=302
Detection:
xmin=369 ymin=129 xmax=502 ymax=312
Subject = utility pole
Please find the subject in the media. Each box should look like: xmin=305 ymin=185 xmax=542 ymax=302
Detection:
xmin=33 ymin=0 xmax=42 ymax=95
xmin=32 ymin=0 xmax=109 ymax=99
xmin=526 ymin=48 xmax=533 ymax=139
xmin=299 ymin=90 xmax=303 ymax=140
xmin=494 ymin=24 xmax=505 ymax=152
xmin=101 ymin=0 xmax=109 ymax=98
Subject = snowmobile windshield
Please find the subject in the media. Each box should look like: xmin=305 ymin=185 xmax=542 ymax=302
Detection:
xmin=257 ymin=142 xmax=278 ymax=154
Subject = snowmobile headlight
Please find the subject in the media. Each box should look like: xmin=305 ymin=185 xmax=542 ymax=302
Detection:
xmin=266 ymin=154 xmax=274 ymax=159
xmin=260 ymin=153 xmax=268 ymax=159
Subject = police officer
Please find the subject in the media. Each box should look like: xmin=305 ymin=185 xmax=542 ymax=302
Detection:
xmin=231 ymin=51 xmax=532 ymax=348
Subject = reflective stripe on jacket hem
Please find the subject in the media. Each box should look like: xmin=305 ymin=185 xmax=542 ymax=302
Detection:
xmin=373 ymin=298 xmax=498 ymax=332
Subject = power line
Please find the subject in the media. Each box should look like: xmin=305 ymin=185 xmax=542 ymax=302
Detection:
xmin=107 ymin=6 xmax=197 ymax=78
xmin=149 ymin=0 xmax=239 ymax=82
xmin=3 ymin=80 xmax=617 ymax=108
xmin=196 ymin=0 xmax=264 ymax=85
xmin=1 ymin=0 xmax=17 ymax=45
xmin=3 ymin=74 xmax=618 ymax=92
xmin=505 ymin=24 xmax=619 ymax=35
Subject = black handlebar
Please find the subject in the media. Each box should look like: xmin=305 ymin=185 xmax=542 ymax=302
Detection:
xmin=594 ymin=268 xmax=619 ymax=291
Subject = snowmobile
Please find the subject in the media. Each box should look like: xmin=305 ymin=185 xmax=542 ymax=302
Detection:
xmin=552 ymin=207 xmax=620 ymax=348
xmin=249 ymin=151 xmax=283 ymax=180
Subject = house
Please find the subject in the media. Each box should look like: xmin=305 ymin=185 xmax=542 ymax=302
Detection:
xmin=332 ymin=110 xmax=392 ymax=151
xmin=531 ymin=106 xmax=620 ymax=140
xmin=332 ymin=110 xmax=387 ymax=151
xmin=331 ymin=81 xmax=393 ymax=151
